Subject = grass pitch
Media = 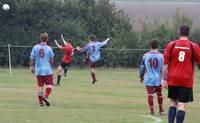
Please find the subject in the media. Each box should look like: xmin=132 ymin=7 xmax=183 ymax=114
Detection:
xmin=0 ymin=68 xmax=200 ymax=123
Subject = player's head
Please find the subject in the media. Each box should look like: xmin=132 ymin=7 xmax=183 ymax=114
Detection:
xmin=40 ymin=32 xmax=49 ymax=43
xmin=89 ymin=34 xmax=96 ymax=42
xmin=179 ymin=25 xmax=190 ymax=37
xmin=65 ymin=39 xmax=73 ymax=46
xmin=150 ymin=39 xmax=159 ymax=50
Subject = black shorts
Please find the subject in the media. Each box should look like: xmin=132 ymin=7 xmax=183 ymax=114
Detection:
xmin=168 ymin=86 xmax=193 ymax=103
xmin=60 ymin=61 xmax=71 ymax=69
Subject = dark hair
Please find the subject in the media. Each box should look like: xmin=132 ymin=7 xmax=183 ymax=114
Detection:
xmin=66 ymin=39 xmax=74 ymax=46
xmin=40 ymin=32 xmax=49 ymax=42
xmin=150 ymin=40 xmax=159 ymax=49
xmin=179 ymin=25 xmax=190 ymax=36
xmin=89 ymin=34 xmax=96 ymax=41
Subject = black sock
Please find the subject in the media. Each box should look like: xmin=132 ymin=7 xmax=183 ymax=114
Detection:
xmin=57 ymin=75 xmax=61 ymax=84
xmin=168 ymin=106 xmax=177 ymax=123
xmin=64 ymin=69 xmax=68 ymax=75
xmin=176 ymin=110 xmax=185 ymax=123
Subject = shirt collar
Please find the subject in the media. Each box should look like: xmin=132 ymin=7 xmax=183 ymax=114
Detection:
xmin=179 ymin=37 xmax=188 ymax=40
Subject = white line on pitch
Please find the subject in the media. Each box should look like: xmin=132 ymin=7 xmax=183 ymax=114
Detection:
xmin=139 ymin=115 xmax=162 ymax=123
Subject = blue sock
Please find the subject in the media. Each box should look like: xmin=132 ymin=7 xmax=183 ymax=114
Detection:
xmin=168 ymin=106 xmax=177 ymax=123
xmin=176 ymin=110 xmax=185 ymax=123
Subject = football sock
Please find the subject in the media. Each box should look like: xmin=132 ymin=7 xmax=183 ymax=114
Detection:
xmin=64 ymin=69 xmax=68 ymax=75
xmin=148 ymin=94 xmax=154 ymax=113
xmin=158 ymin=95 xmax=164 ymax=112
xmin=57 ymin=75 xmax=61 ymax=84
xmin=44 ymin=85 xmax=53 ymax=97
xmin=38 ymin=92 xmax=44 ymax=104
xmin=168 ymin=106 xmax=177 ymax=123
xmin=176 ymin=110 xmax=185 ymax=123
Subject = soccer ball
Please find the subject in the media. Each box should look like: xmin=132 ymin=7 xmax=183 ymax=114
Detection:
xmin=2 ymin=4 xmax=9 ymax=11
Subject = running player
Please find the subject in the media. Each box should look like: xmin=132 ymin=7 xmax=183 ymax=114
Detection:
xmin=77 ymin=34 xmax=110 ymax=84
xmin=139 ymin=40 xmax=164 ymax=115
xmin=54 ymin=34 xmax=74 ymax=86
xmin=30 ymin=32 xmax=54 ymax=106
xmin=162 ymin=25 xmax=200 ymax=123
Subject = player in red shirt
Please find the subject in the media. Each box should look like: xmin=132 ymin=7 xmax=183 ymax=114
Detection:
xmin=54 ymin=34 xmax=74 ymax=86
xmin=162 ymin=25 xmax=200 ymax=123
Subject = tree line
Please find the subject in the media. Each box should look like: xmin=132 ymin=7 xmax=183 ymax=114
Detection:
xmin=0 ymin=0 xmax=199 ymax=67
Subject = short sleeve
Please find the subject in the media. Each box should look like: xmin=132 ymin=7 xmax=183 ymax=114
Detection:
xmin=164 ymin=41 xmax=175 ymax=65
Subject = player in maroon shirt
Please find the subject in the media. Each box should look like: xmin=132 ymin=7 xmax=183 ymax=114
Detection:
xmin=54 ymin=34 xmax=74 ymax=86
xmin=162 ymin=25 xmax=200 ymax=123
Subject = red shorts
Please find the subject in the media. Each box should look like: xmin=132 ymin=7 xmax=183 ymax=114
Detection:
xmin=85 ymin=58 xmax=96 ymax=68
xmin=36 ymin=74 xmax=54 ymax=87
xmin=146 ymin=85 xmax=162 ymax=95
xmin=89 ymin=61 xmax=96 ymax=68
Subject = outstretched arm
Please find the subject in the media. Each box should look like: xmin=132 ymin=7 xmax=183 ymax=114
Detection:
xmin=55 ymin=40 xmax=62 ymax=48
xmin=61 ymin=34 xmax=67 ymax=45
xmin=100 ymin=38 xmax=110 ymax=47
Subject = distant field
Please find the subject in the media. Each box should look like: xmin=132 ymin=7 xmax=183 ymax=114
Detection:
xmin=111 ymin=1 xmax=200 ymax=30
xmin=0 ymin=68 xmax=200 ymax=123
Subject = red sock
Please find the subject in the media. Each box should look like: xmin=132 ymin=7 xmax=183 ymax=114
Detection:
xmin=148 ymin=94 xmax=154 ymax=113
xmin=44 ymin=85 xmax=53 ymax=97
xmin=38 ymin=92 xmax=43 ymax=104
xmin=158 ymin=95 xmax=164 ymax=112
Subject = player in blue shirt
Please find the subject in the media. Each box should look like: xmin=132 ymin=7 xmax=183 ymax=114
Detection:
xmin=139 ymin=40 xmax=164 ymax=115
xmin=77 ymin=34 xmax=110 ymax=84
xmin=30 ymin=32 xmax=54 ymax=106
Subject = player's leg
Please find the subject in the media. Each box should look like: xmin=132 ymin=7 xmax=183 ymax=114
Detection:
xmin=155 ymin=85 xmax=165 ymax=115
xmin=168 ymin=86 xmax=178 ymax=123
xmin=90 ymin=61 xmax=97 ymax=84
xmin=64 ymin=63 xmax=71 ymax=76
xmin=146 ymin=86 xmax=155 ymax=115
xmin=43 ymin=74 xmax=54 ymax=106
xmin=168 ymin=99 xmax=178 ymax=123
xmin=176 ymin=102 xmax=186 ymax=123
xmin=36 ymin=76 xmax=45 ymax=106
xmin=176 ymin=87 xmax=193 ymax=123
xmin=56 ymin=65 xmax=63 ymax=86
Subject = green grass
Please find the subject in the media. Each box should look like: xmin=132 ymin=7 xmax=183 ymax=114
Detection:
xmin=0 ymin=68 xmax=200 ymax=123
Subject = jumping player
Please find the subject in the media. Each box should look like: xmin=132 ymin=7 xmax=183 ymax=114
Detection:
xmin=30 ymin=32 xmax=54 ymax=106
xmin=139 ymin=40 xmax=164 ymax=115
xmin=162 ymin=25 xmax=200 ymax=123
xmin=54 ymin=34 xmax=74 ymax=86
xmin=77 ymin=34 xmax=110 ymax=84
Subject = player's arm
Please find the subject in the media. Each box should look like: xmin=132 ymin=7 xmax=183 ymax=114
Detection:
xmin=55 ymin=40 xmax=62 ymax=48
xmin=49 ymin=48 xmax=54 ymax=65
xmin=139 ymin=57 xmax=145 ymax=84
xmin=161 ymin=64 xmax=168 ymax=88
xmin=30 ymin=59 xmax=35 ymax=74
xmin=100 ymin=38 xmax=110 ymax=47
xmin=161 ymin=42 xmax=172 ymax=89
xmin=192 ymin=43 xmax=200 ymax=68
xmin=77 ymin=44 xmax=89 ymax=52
xmin=30 ymin=47 xmax=35 ymax=74
xmin=61 ymin=34 xmax=67 ymax=45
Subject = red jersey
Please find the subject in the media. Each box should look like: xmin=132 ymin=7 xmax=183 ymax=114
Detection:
xmin=164 ymin=38 xmax=200 ymax=88
xmin=61 ymin=43 xmax=74 ymax=64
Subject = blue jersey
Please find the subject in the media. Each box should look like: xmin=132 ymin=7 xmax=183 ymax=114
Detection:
xmin=30 ymin=43 xmax=54 ymax=76
xmin=81 ymin=40 xmax=108 ymax=62
xmin=139 ymin=50 xmax=163 ymax=86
